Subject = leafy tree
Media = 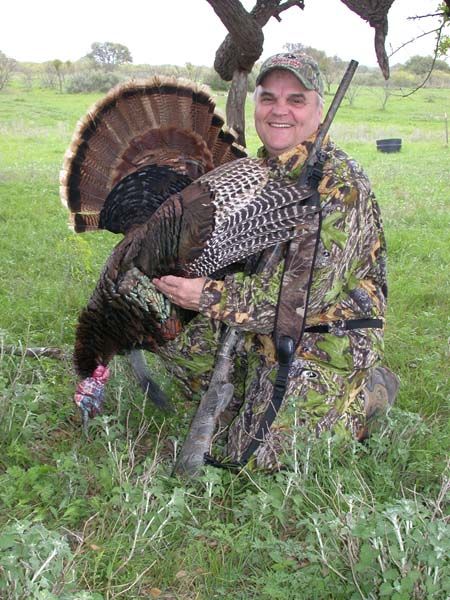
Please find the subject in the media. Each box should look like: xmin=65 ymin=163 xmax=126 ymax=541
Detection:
xmin=51 ymin=59 xmax=72 ymax=92
xmin=404 ymin=54 xmax=450 ymax=75
xmin=65 ymin=71 xmax=121 ymax=93
xmin=370 ymin=69 xmax=425 ymax=109
xmin=87 ymin=42 xmax=132 ymax=71
xmin=53 ymin=59 xmax=63 ymax=90
xmin=438 ymin=0 xmax=450 ymax=55
xmin=344 ymin=79 xmax=361 ymax=106
xmin=41 ymin=63 xmax=57 ymax=89
xmin=0 ymin=51 xmax=17 ymax=91
xmin=184 ymin=62 xmax=203 ymax=82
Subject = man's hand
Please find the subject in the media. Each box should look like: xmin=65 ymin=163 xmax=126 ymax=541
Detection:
xmin=153 ymin=275 xmax=206 ymax=311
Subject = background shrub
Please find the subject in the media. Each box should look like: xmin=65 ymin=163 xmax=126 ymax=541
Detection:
xmin=65 ymin=71 xmax=121 ymax=93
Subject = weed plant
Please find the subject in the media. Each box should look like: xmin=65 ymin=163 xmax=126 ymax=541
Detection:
xmin=0 ymin=84 xmax=448 ymax=598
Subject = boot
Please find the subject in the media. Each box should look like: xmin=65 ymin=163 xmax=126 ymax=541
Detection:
xmin=365 ymin=366 xmax=400 ymax=419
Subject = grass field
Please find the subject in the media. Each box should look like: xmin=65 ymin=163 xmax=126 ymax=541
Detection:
xmin=0 ymin=82 xmax=449 ymax=599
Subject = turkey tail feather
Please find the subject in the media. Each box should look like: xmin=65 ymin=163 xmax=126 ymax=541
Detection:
xmin=60 ymin=76 xmax=246 ymax=234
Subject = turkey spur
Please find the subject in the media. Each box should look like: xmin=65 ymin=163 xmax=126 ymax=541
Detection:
xmin=60 ymin=76 xmax=316 ymax=423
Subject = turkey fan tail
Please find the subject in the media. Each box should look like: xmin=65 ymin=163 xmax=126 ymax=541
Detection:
xmin=60 ymin=75 xmax=246 ymax=234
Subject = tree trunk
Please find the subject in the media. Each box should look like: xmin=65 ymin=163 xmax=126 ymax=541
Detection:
xmin=206 ymin=0 xmax=305 ymax=149
xmin=210 ymin=0 xmax=305 ymax=81
xmin=207 ymin=0 xmax=264 ymax=80
xmin=340 ymin=0 xmax=395 ymax=78
xmin=226 ymin=69 xmax=250 ymax=147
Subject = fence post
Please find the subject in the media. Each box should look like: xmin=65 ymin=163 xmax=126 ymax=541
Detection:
xmin=445 ymin=112 xmax=448 ymax=148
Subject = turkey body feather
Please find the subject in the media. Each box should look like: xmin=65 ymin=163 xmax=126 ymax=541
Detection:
xmin=74 ymin=157 xmax=316 ymax=378
xmin=61 ymin=76 xmax=316 ymax=416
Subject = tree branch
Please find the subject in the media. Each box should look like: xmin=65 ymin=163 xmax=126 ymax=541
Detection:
xmin=396 ymin=22 xmax=446 ymax=98
xmin=209 ymin=0 xmax=304 ymax=80
xmin=339 ymin=0 xmax=395 ymax=78
xmin=388 ymin=27 xmax=443 ymax=59
xmin=206 ymin=0 xmax=263 ymax=51
xmin=407 ymin=12 xmax=444 ymax=21
xmin=1 ymin=344 xmax=67 ymax=360
xmin=272 ymin=0 xmax=304 ymax=22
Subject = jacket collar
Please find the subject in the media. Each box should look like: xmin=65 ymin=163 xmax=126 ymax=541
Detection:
xmin=257 ymin=131 xmax=330 ymax=179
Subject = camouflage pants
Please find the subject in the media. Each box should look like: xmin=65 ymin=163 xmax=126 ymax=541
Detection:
xmin=226 ymin=353 xmax=370 ymax=470
xmin=157 ymin=317 xmax=383 ymax=470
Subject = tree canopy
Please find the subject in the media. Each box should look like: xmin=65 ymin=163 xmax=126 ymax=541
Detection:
xmin=87 ymin=42 xmax=133 ymax=71
xmin=404 ymin=54 xmax=450 ymax=75
xmin=0 ymin=51 xmax=17 ymax=91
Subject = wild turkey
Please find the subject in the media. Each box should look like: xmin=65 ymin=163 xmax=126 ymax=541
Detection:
xmin=61 ymin=76 xmax=316 ymax=425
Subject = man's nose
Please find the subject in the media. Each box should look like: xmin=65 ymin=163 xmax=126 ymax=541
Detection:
xmin=271 ymin=101 xmax=289 ymax=115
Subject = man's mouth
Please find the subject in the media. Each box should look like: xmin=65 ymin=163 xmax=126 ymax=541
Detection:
xmin=268 ymin=123 xmax=292 ymax=128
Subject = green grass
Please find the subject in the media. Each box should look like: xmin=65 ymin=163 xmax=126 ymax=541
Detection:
xmin=0 ymin=83 xmax=449 ymax=599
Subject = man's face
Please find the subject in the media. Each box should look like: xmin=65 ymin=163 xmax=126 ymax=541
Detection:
xmin=254 ymin=70 xmax=323 ymax=157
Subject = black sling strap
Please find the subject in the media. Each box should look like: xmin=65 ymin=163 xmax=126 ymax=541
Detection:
xmin=305 ymin=318 xmax=383 ymax=334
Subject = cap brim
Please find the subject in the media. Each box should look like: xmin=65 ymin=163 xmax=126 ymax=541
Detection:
xmin=255 ymin=66 xmax=316 ymax=92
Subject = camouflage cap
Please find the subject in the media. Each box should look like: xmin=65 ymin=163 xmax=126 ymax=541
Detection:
xmin=256 ymin=52 xmax=324 ymax=97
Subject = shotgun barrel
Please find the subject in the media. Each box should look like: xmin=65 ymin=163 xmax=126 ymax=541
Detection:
xmin=299 ymin=59 xmax=359 ymax=185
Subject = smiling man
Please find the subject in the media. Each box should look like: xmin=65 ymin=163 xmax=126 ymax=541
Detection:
xmin=154 ymin=52 xmax=399 ymax=470
xmin=254 ymin=54 xmax=324 ymax=156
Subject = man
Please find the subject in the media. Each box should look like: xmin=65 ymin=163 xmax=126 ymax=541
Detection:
xmin=153 ymin=52 xmax=399 ymax=470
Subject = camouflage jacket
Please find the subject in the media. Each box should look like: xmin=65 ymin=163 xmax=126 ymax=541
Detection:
xmin=197 ymin=134 xmax=387 ymax=373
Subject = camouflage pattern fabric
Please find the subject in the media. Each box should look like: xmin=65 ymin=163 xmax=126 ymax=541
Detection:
xmin=273 ymin=200 xmax=321 ymax=350
xmin=157 ymin=132 xmax=389 ymax=468
xmin=227 ymin=351 xmax=370 ymax=471
xmin=256 ymin=52 xmax=325 ymax=97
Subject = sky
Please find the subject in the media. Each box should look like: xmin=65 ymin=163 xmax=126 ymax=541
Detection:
xmin=0 ymin=0 xmax=445 ymax=69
